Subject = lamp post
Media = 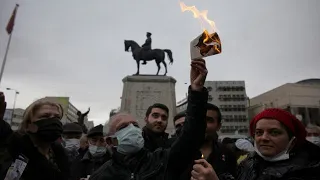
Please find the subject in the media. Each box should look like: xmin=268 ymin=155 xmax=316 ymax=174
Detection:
xmin=6 ymin=87 xmax=19 ymax=125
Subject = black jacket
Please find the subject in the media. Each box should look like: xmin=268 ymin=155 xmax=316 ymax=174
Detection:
xmin=178 ymin=140 xmax=237 ymax=180
xmin=0 ymin=120 xmax=13 ymax=178
xmin=89 ymin=87 xmax=208 ymax=180
xmin=1 ymin=132 xmax=70 ymax=180
xmin=70 ymin=150 xmax=111 ymax=180
xmin=142 ymin=126 xmax=171 ymax=152
xmin=236 ymin=141 xmax=320 ymax=180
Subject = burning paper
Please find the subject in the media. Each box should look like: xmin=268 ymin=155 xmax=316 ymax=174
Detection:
xmin=179 ymin=2 xmax=222 ymax=60
xmin=190 ymin=30 xmax=221 ymax=60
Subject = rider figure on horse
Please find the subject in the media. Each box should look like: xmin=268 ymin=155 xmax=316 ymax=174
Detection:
xmin=141 ymin=32 xmax=152 ymax=65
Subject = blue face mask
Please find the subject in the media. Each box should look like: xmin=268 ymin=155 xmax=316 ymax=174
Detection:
xmin=114 ymin=124 xmax=144 ymax=155
xmin=89 ymin=145 xmax=106 ymax=157
xmin=63 ymin=138 xmax=80 ymax=151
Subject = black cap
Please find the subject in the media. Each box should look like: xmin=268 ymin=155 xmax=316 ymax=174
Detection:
xmin=87 ymin=124 xmax=104 ymax=138
xmin=63 ymin=123 xmax=83 ymax=134
xmin=147 ymin=32 xmax=152 ymax=36
xmin=173 ymin=110 xmax=186 ymax=123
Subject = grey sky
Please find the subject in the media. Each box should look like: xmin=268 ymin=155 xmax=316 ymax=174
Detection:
xmin=0 ymin=0 xmax=319 ymax=125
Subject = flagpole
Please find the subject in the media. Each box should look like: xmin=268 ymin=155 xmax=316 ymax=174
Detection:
xmin=0 ymin=4 xmax=19 ymax=85
xmin=0 ymin=32 xmax=13 ymax=84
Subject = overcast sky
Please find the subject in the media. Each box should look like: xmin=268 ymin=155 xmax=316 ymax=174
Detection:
xmin=0 ymin=0 xmax=319 ymax=125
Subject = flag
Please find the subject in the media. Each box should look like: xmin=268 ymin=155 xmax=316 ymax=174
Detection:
xmin=6 ymin=4 xmax=19 ymax=35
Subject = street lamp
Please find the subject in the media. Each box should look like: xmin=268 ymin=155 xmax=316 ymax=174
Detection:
xmin=6 ymin=87 xmax=19 ymax=125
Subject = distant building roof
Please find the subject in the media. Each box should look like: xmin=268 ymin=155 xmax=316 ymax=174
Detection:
xmin=296 ymin=78 xmax=320 ymax=85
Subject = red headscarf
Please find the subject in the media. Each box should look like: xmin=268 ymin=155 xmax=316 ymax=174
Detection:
xmin=250 ymin=108 xmax=307 ymax=145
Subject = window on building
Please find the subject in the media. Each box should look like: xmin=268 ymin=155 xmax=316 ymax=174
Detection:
xmin=207 ymin=86 xmax=213 ymax=91
xmin=208 ymin=95 xmax=213 ymax=102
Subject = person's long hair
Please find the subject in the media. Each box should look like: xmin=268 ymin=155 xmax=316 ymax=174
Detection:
xmin=18 ymin=99 xmax=64 ymax=135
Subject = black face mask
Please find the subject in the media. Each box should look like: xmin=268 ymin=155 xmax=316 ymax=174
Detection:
xmin=28 ymin=117 xmax=63 ymax=142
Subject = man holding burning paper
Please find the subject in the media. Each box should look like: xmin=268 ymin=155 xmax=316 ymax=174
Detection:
xmin=89 ymin=59 xmax=209 ymax=180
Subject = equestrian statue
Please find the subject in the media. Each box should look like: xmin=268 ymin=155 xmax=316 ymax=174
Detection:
xmin=124 ymin=32 xmax=174 ymax=76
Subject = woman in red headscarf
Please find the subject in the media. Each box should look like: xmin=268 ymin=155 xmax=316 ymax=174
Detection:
xmin=236 ymin=108 xmax=320 ymax=180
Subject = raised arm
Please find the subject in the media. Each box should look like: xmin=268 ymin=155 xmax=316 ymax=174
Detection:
xmin=83 ymin=107 xmax=90 ymax=116
xmin=167 ymin=59 xmax=208 ymax=174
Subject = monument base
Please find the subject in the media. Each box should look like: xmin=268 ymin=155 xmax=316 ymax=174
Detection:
xmin=120 ymin=75 xmax=177 ymax=135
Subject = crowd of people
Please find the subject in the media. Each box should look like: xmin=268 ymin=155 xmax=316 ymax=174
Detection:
xmin=0 ymin=59 xmax=320 ymax=180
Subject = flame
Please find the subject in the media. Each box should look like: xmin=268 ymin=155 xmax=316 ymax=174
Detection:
xmin=179 ymin=1 xmax=220 ymax=53
xmin=179 ymin=2 xmax=217 ymax=33
xmin=201 ymin=154 xmax=204 ymax=158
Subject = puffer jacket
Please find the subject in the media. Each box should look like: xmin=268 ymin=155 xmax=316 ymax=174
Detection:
xmin=89 ymin=87 xmax=208 ymax=180
xmin=236 ymin=141 xmax=320 ymax=180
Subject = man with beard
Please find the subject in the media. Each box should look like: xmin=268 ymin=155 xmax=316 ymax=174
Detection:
xmin=89 ymin=59 xmax=209 ymax=180
xmin=173 ymin=103 xmax=237 ymax=180
xmin=142 ymin=103 xmax=172 ymax=151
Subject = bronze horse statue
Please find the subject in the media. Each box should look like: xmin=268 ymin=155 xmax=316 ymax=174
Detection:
xmin=124 ymin=40 xmax=173 ymax=75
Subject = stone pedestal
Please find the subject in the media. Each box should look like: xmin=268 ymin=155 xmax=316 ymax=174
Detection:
xmin=120 ymin=75 xmax=177 ymax=135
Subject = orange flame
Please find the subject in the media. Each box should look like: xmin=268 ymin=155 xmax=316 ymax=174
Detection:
xmin=179 ymin=1 xmax=220 ymax=52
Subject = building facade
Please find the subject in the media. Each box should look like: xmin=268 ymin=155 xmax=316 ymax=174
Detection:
xmin=249 ymin=79 xmax=320 ymax=126
xmin=42 ymin=97 xmax=91 ymax=127
xmin=176 ymin=81 xmax=249 ymax=136
xmin=85 ymin=121 xmax=94 ymax=130
xmin=176 ymin=95 xmax=188 ymax=113
xmin=4 ymin=108 xmax=25 ymax=131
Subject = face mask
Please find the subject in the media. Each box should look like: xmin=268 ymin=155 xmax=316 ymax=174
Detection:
xmin=89 ymin=145 xmax=106 ymax=157
xmin=29 ymin=118 xmax=63 ymax=142
xmin=64 ymin=138 xmax=80 ymax=151
xmin=254 ymin=137 xmax=295 ymax=162
xmin=115 ymin=123 xmax=144 ymax=155
xmin=306 ymin=136 xmax=320 ymax=146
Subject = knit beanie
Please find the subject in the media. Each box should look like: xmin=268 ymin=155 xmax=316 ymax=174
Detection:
xmin=250 ymin=108 xmax=306 ymax=145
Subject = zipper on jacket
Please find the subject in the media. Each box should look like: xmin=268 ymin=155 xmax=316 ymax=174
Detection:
xmin=140 ymin=163 xmax=163 ymax=180
xmin=131 ymin=173 xmax=134 ymax=180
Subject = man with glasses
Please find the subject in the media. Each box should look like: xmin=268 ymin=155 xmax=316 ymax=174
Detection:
xmin=70 ymin=125 xmax=111 ymax=180
xmin=173 ymin=103 xmax=237 ymax=180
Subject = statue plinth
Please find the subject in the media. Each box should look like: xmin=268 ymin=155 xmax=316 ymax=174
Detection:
xmin=120 ymin=75 xmax=177 ymax=135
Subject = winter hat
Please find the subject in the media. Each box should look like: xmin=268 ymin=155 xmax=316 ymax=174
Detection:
xmin=62 ymin=123 xmax=83 ymax=134
xmin=250 ymin=108 xmax=306 ymax=145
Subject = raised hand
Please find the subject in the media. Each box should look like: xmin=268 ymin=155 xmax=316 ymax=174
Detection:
xmin=190 ymin=59 xmax=207 ymax=92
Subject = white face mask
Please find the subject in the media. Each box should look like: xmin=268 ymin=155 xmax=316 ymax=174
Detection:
xmin=306 ymin=136 xmax=320 ymax=146
xmin=115 ymin=123 xmax=144 ymax=155
xmin=254 ymin=137 xmax=295 ymax=162
xmin=64 ymin=138 xmax=80 ymax=151
xmin=89 ymin=145 xmax=107 ymax=157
